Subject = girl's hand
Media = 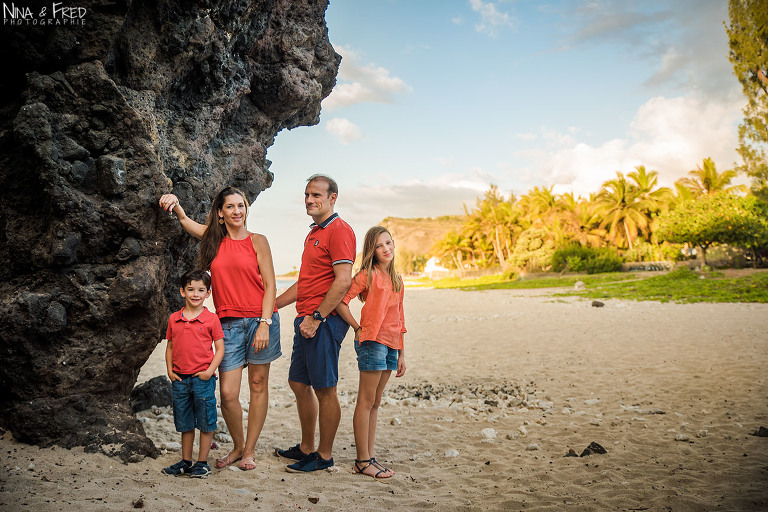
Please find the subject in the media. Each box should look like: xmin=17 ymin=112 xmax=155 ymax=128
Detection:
xmin=167 ymin=370 xmax=181 ymax=382
xmin=353 ymin=326 xmax=361 ymax=342
xmin=159 ymin=193 xmax=179 ymax=212
xmin=395 ymin=356 xmax=406 ymax=377
xmin=252 ymin=322 xmax=270 ymax=353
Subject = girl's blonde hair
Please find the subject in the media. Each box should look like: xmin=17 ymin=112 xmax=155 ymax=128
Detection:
xmin=355 ymin=225 xmax=402 ymax=301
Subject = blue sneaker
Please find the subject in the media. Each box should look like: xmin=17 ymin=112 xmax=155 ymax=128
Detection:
xmin=285 ymin=451 xmax=334 ymax=473
xmin=275 ymin=443 xmax=309 ymax=461
xmin=188 ymin=461 xmax=211 ymax=478
xmin=161 ymin=459 xmax=193 ymax=476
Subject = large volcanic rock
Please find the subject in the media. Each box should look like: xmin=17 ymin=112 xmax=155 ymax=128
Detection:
xmin=0 ymin=0 xmax=339 ymax=461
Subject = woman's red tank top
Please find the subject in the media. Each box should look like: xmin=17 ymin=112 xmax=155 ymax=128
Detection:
xmin=209 ymin=236 xmax=272 ymax=318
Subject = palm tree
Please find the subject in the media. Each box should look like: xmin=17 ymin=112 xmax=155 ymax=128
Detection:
xmin=678 ymin=157 xmax=746 ymax=196
xmin=669 ymin=181 xmax=696 ymax=208
xmin=464 ymin=185 xmax=518 ymax=268
xmin=523 ymin=185 xmax=558 ymax=223
xmin=628 ymin=165 xmax=673 ymax=214
xmin=594 ymin=172 xmax=649 ymax=250
xmin=433 ymin=230 xmax=472 ymax=277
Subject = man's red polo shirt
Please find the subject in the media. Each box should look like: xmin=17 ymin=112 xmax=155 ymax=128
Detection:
xmin=296 ymin=213 xmax=356 ymax=316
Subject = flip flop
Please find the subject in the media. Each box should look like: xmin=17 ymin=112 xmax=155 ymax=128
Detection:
xmin=238 ymin=457 xmax=257 ymax=471
xmin=214 ymin=450 xmax=242 ymax=469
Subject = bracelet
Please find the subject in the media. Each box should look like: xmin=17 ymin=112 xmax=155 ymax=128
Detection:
xmin=354 ymin=326 xmax=362 ymax=332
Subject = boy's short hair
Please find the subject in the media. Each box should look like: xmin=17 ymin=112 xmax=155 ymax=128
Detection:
xmin=179 ymin=269 xmax=211 ymax=290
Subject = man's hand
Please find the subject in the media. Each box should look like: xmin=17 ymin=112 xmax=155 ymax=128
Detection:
xmin=299 ymin=316 xmax=322 ymax=339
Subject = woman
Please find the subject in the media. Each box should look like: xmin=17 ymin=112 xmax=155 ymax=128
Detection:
xmin=159 ymin=187 xmax=280 ymax=471
xmin=336 ymin=226 xmax=407 ymax=479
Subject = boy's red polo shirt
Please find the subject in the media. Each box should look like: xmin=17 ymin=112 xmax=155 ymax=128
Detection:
xmin=296 ymin=213 xmax=356 ymax=316
xmin=165 ymin=307 xmax=224 ymax=374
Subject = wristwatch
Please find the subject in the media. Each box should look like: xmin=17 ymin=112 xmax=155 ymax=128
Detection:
xmin=259 ymin=318 xmax=272 ymax=325
xmin=312 ymin=310 xmax=326 ymax=322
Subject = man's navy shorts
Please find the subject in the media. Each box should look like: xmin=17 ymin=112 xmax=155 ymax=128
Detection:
xmin=288 ymin=314 xmax=349 ymax=390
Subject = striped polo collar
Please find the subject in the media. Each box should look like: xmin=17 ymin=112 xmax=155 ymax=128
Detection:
xmin=310 ymin=212 xmax=339 ymax=229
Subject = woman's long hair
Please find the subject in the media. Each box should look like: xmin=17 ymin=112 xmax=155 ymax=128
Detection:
xmin=355 ymin=226 xmax=402 ymax=302
xmin=198 ymin=187 xmax=248 ymax=270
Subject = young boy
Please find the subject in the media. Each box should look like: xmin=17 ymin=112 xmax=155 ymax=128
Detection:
xmin=161 ymin=269 xmax=225 ymax=478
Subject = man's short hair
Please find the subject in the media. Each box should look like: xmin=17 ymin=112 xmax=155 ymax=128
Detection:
xmin=179 ymin=269 xmax=212 ymax=290
xmin=307 ymin=174 xmax=338 ymax=196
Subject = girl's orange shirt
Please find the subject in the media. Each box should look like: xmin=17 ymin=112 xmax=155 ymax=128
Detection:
xmin=342 ymin=268 xmax=406 ymax=350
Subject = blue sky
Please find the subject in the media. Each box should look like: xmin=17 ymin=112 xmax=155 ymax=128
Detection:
xmin=250 ymin=0 xmax=744 ymax=274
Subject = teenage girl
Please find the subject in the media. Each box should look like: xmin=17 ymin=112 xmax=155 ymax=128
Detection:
xmin=336 ymin=226 xmax=406 ymax=479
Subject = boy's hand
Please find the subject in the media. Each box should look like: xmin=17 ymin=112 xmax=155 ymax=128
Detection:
xmin=167 ymin=370 xmax=181 ymax=382
xmin=252 ymin=323 xmax=270 ymax=353
xmin=194 ymin=369 xmax=214 ymax=381
xmin=395 ymin=356 xmax=406 ymax=378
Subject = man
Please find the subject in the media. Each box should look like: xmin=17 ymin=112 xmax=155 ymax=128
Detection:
xmin=275 ymin=174 xmax=356 ymax=472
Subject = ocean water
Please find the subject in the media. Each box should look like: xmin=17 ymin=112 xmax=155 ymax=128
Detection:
xmin=276 ymin=278 xmax=297 ymax=291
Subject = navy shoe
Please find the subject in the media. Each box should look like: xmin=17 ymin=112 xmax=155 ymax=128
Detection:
xmin=161 ymin=459 xmax=193 ymax=476
xmin=285 ymin=451 xmax=334 ymax=473
xmin=188 ymin=461 xmax=211 ymax=478
xmin=275 ymin=443 xmax=309 ymax=461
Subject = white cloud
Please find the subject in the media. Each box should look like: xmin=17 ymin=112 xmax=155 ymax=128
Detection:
xmin=561 ymin=0 xmax=737 ymax=100
xmin=340 ymin=178 xmax=483 ymax=234
xmin=325 ymin=118 xmax=364 ymax=145
xmin=516 ymin=94 xmax=744 ymax=196
xmin=469 ymin=0 xmax=516 ymax=37
xmin=322 ymin=45 xmax=411 ymax=110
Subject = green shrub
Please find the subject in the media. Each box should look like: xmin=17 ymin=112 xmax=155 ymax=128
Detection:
xmin=565 ymin=255 xmax=584 ymax=272
xmin=584 ymin=252 xmax=624 ymax=274
xmin=552 ymin=245 xmax=592 ymax=271
xmin=623 ymin=240 xmax=685 ymax=263
xmin=552 ymin=245 xmax=623 ymax=273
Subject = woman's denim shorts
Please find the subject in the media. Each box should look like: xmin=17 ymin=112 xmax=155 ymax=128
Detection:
xmin=219 ymin=311 xmax=281 ymax=372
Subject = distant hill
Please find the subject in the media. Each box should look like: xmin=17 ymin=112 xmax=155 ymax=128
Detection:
xmin=380 ymin=215 xmax=466 ymax=258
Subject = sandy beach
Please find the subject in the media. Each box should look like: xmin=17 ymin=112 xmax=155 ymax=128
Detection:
xmin=2 ymin=287 xmax=767 ymax=511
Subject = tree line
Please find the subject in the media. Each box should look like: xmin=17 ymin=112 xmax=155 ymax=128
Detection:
xmin=431 ymin=159 xmax=768 ymax=275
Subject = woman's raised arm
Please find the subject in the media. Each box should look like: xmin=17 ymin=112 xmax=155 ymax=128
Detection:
xmin=159 ymin=193 xmax=206 ymax=240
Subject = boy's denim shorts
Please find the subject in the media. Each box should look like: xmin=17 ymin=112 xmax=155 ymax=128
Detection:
xmin=355 ymin=340 xmax=399 ymax=372
xmin=288 ymin=314 xmax=349 ymax=390
xmin=171 ymin=375 xmax=218 ymax=433
xmin=219 ymin=312 xmax=281 ymax=372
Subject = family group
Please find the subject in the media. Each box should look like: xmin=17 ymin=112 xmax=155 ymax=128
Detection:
xmin=157 ymin=174 xmax=406 ymax=480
